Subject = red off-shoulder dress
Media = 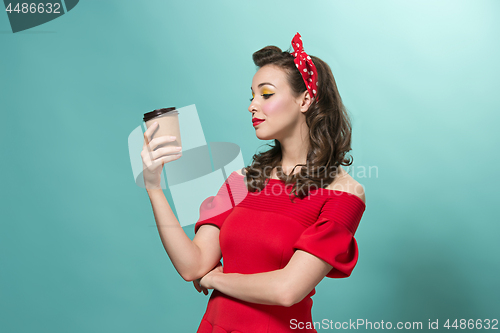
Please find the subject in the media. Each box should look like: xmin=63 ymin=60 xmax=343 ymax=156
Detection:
xmin=194 ymin=170 xmax=366 ymax=333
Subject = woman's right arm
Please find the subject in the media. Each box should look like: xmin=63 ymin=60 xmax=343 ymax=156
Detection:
xmin=147 ymin=189 xmax=222 ymax=282
xmin=141 ymin=122 xmax=222 ymax=282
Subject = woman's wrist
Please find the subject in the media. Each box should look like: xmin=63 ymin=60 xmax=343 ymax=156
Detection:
xmin=210 ymin=270 xmax=226 ymax=290
xmin=146 ymin=187 xmax=164 ymax=196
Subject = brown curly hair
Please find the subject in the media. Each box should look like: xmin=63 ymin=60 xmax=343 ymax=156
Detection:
xmin=243 ymin=43 xmax=355 ymax=202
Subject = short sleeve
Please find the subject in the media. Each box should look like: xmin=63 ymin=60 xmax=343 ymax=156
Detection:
xmin=293 ymin=192 xmax=366 ymax=278
xmin=194 ymin=172 xmax=244 ymax=233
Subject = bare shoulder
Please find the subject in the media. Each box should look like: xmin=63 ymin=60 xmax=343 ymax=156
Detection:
xmin=235 ymin=168 xmax=244 ymax=176
xmin=325 ymin=168 xmax=366 ymax=204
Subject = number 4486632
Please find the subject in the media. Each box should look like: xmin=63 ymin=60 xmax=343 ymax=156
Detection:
xmin=444 ymin=319 xmax=498 ymax=330
xmin=5 ymin=3 xmax=61 ymax=14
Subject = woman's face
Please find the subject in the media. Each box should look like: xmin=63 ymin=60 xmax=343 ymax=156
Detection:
xmin=248 ymin=65 xmax=308 ymax=141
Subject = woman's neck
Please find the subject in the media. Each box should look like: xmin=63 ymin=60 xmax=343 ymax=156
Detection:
xmin=278 ymin=147 xmax=309 ymax=174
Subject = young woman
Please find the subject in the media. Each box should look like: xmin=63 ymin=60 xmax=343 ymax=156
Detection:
xmin=141 ymin=32 xmax=366 ymax=333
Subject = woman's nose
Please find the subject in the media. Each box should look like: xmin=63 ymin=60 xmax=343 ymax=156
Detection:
xmin=248 ymin=101 xmax=258 ymax=113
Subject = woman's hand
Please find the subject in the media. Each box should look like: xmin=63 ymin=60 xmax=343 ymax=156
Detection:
xmin=140 ymin=122 xmax=182 ymax=190
xmin=194 ymin=263 xmax=224 ymax=294
xmin=193 ymin=278 xmax=208 ymax=295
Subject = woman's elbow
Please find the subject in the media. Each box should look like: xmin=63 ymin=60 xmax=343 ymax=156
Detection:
xmin=279 ymin=289 xmax=304 ymax=307
xmin=181 ymin=268 xmax=204 ymax=282
xmin=177 ymin=267 xmax=200 ymax=282
xmin=181 ymin=264 xmax=214 ymax=282
xmin=181 ymin=273 xmax=195 ymax=282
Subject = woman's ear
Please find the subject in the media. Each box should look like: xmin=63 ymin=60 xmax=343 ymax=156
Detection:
xmin=300 ymin=90 xmax=313 ymax=113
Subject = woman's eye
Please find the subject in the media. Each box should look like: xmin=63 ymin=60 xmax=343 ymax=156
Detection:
xmin=249 ymin=93 xmax=274 ymax=102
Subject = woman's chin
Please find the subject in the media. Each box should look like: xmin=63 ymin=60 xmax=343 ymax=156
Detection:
xmin=255 ymin=132 xmax=274 ymax=141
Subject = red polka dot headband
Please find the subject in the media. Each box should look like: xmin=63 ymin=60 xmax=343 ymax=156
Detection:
xmin=290 ymin=32 xmax=318 ymax=100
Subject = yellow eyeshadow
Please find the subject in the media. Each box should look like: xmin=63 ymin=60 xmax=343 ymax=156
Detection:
xmin=250 ymin=89 xmax=274 ymax=99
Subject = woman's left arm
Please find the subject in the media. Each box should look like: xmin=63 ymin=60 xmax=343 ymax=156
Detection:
xmin=199 ymin=249 xmax=332 ymax=307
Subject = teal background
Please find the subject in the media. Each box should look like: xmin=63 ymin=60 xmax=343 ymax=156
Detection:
xmin=1 ymin=0 xmax=499 ymax=332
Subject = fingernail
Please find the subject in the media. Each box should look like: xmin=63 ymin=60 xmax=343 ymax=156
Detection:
xmin=169 ymin=136 xmax=176 ymax=140
xmin=153 ymin=122 xmax=158 ymax=126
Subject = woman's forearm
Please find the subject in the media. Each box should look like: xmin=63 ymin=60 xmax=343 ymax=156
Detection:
xmin=211 ymin=269 xmax=290 ymax=307
xmin=147 ymin=188 xmax=201 ymax=281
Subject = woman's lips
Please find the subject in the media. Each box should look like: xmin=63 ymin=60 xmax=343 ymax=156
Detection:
xmin=252 ymin=119 xmax=265 ymax=126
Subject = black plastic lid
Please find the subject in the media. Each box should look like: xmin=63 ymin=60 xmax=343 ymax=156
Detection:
xmin=143 ymin=107 xmax=177 ymax=122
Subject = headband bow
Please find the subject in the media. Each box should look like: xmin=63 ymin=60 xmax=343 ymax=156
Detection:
xmin=290 ymin=32 xmax=318 ymax=99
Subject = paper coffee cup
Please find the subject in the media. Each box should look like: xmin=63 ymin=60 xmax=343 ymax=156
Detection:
xmin=143 ymin=107 xmax=182 ymax=153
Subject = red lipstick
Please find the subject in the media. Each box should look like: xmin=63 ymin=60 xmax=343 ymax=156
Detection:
xmin=252 ymin=118 xmax=265 ymax=126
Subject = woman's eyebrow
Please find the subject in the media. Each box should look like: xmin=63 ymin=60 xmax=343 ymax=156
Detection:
xmin=250 ymin=82 xmax=276 ymax=91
